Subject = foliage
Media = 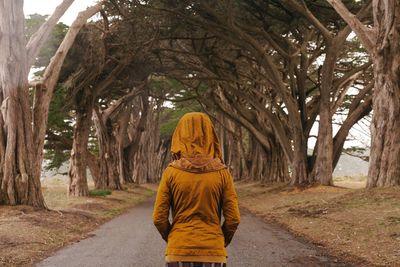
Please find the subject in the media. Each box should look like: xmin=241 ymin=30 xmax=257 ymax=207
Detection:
xmin=343 ymin=146 xmax=369 ymax=162
xmin=47 ymin=85 xmax=73 ymax=134
xmin=159 ymin=104 xmax=201 ymax=139
xmin=44 ymin=85 xmax=74 ymax=170
xmin=43 ymin=149 xmax=70 ymax=171
xmin=148 ymin=77 xmax=203 ymax=138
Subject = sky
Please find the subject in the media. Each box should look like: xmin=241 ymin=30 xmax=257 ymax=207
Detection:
xmin=24 ymin=0 xmax=98 ymax=25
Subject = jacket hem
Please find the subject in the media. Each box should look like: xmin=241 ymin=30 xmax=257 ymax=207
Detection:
xmin=166 ymin=248 xmax=227 ymax=257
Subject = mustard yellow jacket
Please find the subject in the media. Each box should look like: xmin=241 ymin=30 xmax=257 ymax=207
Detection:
xmin=153 ymin=112 xmax=240 ymax=257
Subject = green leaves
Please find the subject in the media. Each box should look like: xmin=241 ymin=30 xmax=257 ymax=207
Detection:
xmin=160 ymin=105 xmax=201 ymax=138
xmin=44 ymin=85 xmax=74 ymax=170
xmin=48 ymin=85 xmax=73 ymax=135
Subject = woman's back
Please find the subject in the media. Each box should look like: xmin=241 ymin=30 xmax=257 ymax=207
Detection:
xmin=153 ymin=112 xmax=240 ymax=265
xmin=156 ymin=166 xmax=239 ymax=256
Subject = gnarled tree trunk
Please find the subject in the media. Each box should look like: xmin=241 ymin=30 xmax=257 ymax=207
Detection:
xmin=313 ymin=45 xmax=337 ymax=186
xmin=86 ymin=150 xmax=100 ymax=185
xmin=68 ymin=92 xmax=94 ymax=196
xmin=0 ymin=1 xmax=44 ymax=207
xmin=367 ymin=2 xmax=400 ymax=187
xmin=130 ymin=99 xmax=167 ymax=184
xmin=0 ymin=82 xmax=41 ymax=206
xmin=289 ymin=130 xmax=310 ymax=185
xmin=328 ymin=0 xmax=400 ymax=187
xmin=92 ymin=107 xmax=123 ymax=190
xmin=247 ymin=137 xmax=289 ymax=184
xmin=123 ymin=96 xmax=150 ymax=183
xmin=368 ymin=59 xmax=400 ymax=187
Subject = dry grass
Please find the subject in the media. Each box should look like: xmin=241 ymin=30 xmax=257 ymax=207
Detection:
xmin=334 ymin=176 xmax=367 ymax=189
xmin=0 ymin=180 xmax=154 ymax=267
xmin=235 ymin=180 xmax=400 ymax=266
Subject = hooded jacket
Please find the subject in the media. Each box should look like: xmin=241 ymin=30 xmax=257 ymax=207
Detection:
xmin=153 ymin=112 xmax=240 ymax=261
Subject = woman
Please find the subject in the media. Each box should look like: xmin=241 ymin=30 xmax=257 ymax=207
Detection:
xmin=153 ymin=112 xmax=240 ymax=267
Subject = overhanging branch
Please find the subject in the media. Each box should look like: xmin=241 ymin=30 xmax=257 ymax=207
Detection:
xmin=26 ymin=0 xmax=75 ymax=67
xmin=327 ymin=0 xmax=375 ymax=54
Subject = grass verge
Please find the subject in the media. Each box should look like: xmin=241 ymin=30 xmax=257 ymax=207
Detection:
xmin=235 ymin=181 xmax=400 ymax=266
xmin=0 ymin=181 xmax=154 ymax=267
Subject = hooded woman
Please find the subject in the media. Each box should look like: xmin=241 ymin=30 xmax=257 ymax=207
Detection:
xmin=153 ymin=112 xmax=240 ymax=267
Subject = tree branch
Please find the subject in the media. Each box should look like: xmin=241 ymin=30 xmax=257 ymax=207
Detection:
xmin=103 ymin=83 xmax=146 ymax=119
xmin=281 ymin=0 xmax=332 ymax=41
xmin=327 ymin=0 xmax=375 ymax=54
xmin=33 ymin=2 xmax=103 ymax=154
xmin=26 ymin=0 xmax=75 ymax=67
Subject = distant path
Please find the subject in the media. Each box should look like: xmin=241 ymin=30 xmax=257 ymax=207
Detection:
xmin=37 ymin=197 xmax=348 ymax=267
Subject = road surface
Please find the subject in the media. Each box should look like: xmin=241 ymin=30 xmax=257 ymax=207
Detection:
xmin=37 ymin=197 xmax=349 ymax=267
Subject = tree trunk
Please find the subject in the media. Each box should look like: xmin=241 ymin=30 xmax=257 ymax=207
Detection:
xmin=247 ymin=137 xmax=289 ymax=184
xmin=0 ymin=1 xmax=45 ymax=207
xmin=130 ymin=100 xmax=167 ymax=184
xmin=327 ymin=0 xmax=400 ymax=187
xmin=92 ymin=108 xmax=122 ymax=190
xmin=313 ymin=45 xmax=335 ymax=186
xmin=366 ymin=2 xmax=400 ymax=187
xmin=368 ymin=62 xmax=400 ymax=187
xmin=313 ymin=107 xmax=333 ymax=185
xmin=210 ymin=89 xmax=291 ymax=183
xmin=132 ymin=109 xmax=155 ymax=184
xmin=289 ymin=128 xmax=311 ymax=186
xmin=225 ymin=123 xmax=243 ymax=180
xmin=0 ymin=86 xmax=44 ymax=206
xmin=68 ymin=93 xmax=94 ymax=196
xmin=123 ymin=97 xmax=150 ymax=183
xmin=116 ymin=108 xmax=131 ymax=185
xmin=86 ymin=150 xmax=101 ymax=185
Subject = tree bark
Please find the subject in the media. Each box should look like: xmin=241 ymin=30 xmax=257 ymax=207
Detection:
xmin=88 ymin=86 xmax=146 ymax=187
xmin=123 ymin=96 xmax=150 ymax=183
xmin=68 ymin=93 xmax=94 ymax=196
xmin=92 ymin=108 xmax=123 ymax=190
xmin=0 ymin=1 xmax=44 ymax=207
xmin=290 ymin=132 xmax=311 ymax=185
xmin=313 ymin=45 xmax=336 ymax=186
xmin=247 ymin=137 xmax=289 ymax=184
xmin=129 ymin=99 xmax=167 ymax=184
xmin=86 ymin=150 xmax=101 ymax=185
xmin=368 ymin=59 xmax=400 ymax=186
xmin=367 ymin=2 xmax=400 ymax=187
xmin=328 ymin=0 xmax=400 ymax=187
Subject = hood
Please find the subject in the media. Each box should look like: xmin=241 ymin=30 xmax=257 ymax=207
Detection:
xmin=169 ymin=112 xmax=226 ymax=173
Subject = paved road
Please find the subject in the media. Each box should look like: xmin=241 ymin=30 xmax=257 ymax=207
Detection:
xmin=37 ymin=197 xmax=348 ymax=267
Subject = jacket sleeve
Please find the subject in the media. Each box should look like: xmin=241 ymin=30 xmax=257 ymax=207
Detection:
xmin=221 ymin=170 xmax=240 ymax=247
xmin=152 ymin=169 xmax=172 ymax=242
